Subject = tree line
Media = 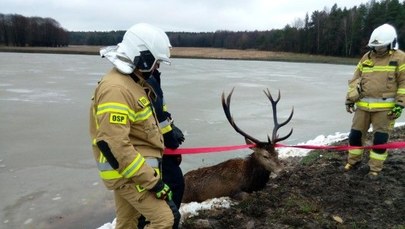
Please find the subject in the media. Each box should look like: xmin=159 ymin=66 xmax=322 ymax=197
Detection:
xmin=164 ymin=0 xmax=404 ymax=57
xmin=69 ymin=0 xmax=405 ymax=58
xmin=1 ymin=0 xmax=405 ymax=57
xmin=0 ymin=14 xmax=69 ymax=47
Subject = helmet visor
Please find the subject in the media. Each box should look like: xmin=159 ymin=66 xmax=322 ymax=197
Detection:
xmin=369 ymin=45 xmax=389 ymax=55
xmin=137 ymin=50 xmax=162 ymax=72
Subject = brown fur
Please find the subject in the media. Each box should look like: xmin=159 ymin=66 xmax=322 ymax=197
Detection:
xmin=182 ymin=146 xmax=282 ymax=203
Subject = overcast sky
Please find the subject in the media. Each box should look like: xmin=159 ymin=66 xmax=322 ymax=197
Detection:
xmin=2 ymin=0 xmax=372 ymax=32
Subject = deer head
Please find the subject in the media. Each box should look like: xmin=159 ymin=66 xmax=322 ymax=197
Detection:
xmin=221 ymin=88 xmax=294 ymax=174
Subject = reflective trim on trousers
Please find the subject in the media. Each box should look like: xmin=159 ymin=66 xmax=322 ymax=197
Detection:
xmin=369 ymin=150 xmax=388 ymax=161
xmin=348 ymin=148 xmax=363 ymax=156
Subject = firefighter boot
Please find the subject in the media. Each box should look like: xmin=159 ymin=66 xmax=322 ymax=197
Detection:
xmin=344 ymin=149 xmax=363 ymax=172
xmin=368 ymin=160 xmax=384 ymax=179
xmin=367 ymin=150 xmax=387 ymax=177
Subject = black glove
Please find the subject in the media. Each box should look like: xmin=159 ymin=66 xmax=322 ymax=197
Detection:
xmin=171 ymin=123 xmax=185 ymax=145
xmin=345 ymin=101 xmax=355 ymax=113
xmin=163 ymin=133 xmax=179 ymax=149
xmin=150 ymin=180 xmax=173 ymax=200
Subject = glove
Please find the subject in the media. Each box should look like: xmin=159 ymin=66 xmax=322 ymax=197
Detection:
xmin=163 ymin=133 xmax=179 ymax=149
xmin=150 ymin=180 xmax=173 ymax=200
xmin=345 ymin=101 xmax=355 ymax=113
xmin=171 ymin=124 xmax=185 ymax=144
xmin=387 ymin=104 xmax=404 ymax=120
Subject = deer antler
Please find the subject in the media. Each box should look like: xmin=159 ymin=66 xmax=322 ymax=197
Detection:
xmin=263 ymin=88 xmax=294 ymax=144
xmin=222 ymin=88 xmax=261 ymax=144
xmin=222 ymin=88 xmax=294 ymax=146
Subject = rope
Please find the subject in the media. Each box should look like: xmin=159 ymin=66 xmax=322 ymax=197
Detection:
xmin=164 ymin=144 xmax=255 ymax=154
xmin=164 ymin=141 xmax=405 ymax=155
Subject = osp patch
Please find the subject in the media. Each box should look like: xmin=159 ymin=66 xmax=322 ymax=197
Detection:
xmin=110 ymin=113 xmax=127 ymax=125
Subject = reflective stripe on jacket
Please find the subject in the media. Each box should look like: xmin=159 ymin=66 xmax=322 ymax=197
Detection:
xmin=97 ymin=154 xmax=160 ymax=180
xmin=356 ymin=97 xmax=395 ymax=110
xmin=347 ymin=49 xmax=405 ymax=111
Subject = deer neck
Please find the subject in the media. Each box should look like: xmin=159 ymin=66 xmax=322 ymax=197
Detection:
xmin=242 ymin=154 xmax=271 ymax=192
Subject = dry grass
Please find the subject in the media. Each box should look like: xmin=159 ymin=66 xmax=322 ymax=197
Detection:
xmin=0 ymin=45 xmax=357 ymax=65
xmin=0 ymin=45 xmax=101 ymax=55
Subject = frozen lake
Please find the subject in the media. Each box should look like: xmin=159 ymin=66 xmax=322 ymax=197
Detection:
xmin=0 ymin=52 xmax=357 ymax=228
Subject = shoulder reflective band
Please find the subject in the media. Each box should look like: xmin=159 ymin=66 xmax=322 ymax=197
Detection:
xmin=97 ymin=102 xmax=153 ymax=122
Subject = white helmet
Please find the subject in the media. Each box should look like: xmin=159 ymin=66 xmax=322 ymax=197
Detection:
xmin=368 ymin=23 xmax=398 ymax=50
xmin=100 ymin=23 xmax=172 ymax=74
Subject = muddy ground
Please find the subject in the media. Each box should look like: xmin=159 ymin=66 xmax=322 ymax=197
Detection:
xmin=181 ymin=126 xmax=405 ymax=229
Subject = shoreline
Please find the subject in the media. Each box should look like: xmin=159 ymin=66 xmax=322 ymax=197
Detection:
xmin=0 ymin=45 xmax=358 ymax=65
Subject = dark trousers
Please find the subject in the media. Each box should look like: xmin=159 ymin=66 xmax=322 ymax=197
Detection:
xmin=138 ymin=154 xmax=184 ymax=229
xmin=162 ymin=154 xmax=185 ymax=209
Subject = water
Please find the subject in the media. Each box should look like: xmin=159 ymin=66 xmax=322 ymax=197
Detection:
xmin=0 ymin=52 xmax=356 ymax=228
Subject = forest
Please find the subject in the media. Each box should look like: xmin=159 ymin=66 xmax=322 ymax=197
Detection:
xmin=0 ymin=0 xmax=404 ymax=57
xmin=0 ymin=14 xmax=69 ymax=47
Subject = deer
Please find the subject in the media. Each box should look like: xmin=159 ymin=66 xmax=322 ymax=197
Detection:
xmin=182 ymin=88 xmax=294 ymax=203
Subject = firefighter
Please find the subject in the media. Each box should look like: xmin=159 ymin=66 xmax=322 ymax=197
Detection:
xmin=137 ymin=68 xmax=185 ymax=228
xmin=89 ymin=23 xmax=180 ymax=228
xmin=345 ymin=23 xmax=405 ymax=178
xmin=146 ymin=69 xmax=185 ymax=208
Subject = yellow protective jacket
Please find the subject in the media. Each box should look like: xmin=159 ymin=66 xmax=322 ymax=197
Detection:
xmin=346 ymin=49 xmax=405 ymax=111
xmin=89 ymin=68 xmax=164 ymax=190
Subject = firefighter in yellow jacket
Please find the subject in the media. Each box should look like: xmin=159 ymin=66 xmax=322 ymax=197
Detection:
xmin=345 ymin=23 xmax=405 ymax=177
xmin=89 ymin=23 xmax=180 ymax=228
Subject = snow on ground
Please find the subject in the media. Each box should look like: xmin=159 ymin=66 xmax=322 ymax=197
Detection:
xmin=97 ymin=197 xmax=234 ymax=229
xmin=278 ymin=131 xmax=349 ymax=158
